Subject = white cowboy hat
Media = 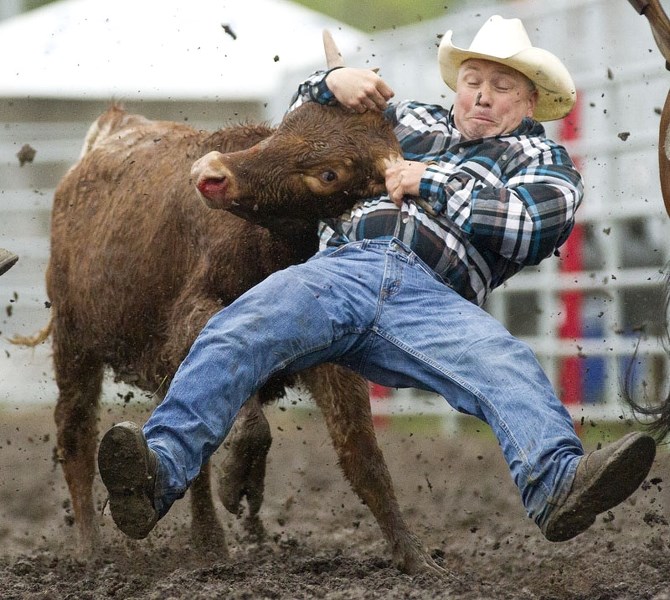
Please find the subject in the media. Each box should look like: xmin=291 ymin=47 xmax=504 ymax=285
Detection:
xmin=438 ymin=15 xmax=576 ymax=122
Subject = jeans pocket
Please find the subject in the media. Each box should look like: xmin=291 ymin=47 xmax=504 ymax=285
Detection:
xmin=412 ymin=254 xmax=450 ymax=289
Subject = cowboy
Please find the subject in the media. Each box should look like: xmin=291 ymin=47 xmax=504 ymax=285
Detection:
xmin=0 ymin=248 xmax=18 ymax=277
xmin=98 ymin=16 xmax=655 ymax=547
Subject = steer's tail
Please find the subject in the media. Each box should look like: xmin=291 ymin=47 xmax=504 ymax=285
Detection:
xmin=621 ymin=271 xmax=670 ymax=442
xmin=10 ymin=316 xmax=53 ymax=347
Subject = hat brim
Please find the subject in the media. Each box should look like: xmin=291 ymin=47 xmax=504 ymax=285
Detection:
xmin=438 ymin=30 xmax=576 ymax=122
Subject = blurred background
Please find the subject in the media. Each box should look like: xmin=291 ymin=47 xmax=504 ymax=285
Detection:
xmin=0 ymin=0 xmax=669 ymax=426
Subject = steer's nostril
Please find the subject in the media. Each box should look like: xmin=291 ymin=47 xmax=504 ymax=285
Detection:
xmin=197 ymin=176 xmax=227 ymax=199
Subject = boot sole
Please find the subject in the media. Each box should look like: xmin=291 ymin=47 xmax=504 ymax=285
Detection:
xmin=544 ymin=432 xmax=655 ymax=542
xmin=98 ymin=422 xmax=158 ymax=539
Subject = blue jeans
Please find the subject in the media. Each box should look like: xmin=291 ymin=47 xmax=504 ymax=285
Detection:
xmin=143 ymin=238 xmax=583 ymax=531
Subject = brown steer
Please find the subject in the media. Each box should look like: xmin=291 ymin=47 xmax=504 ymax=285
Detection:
xmin=40 ymin=88 xmax=447 ymax=574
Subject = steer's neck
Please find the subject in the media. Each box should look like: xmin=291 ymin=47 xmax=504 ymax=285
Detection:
xmin=265 ymin=218 xmax=321 ymax=268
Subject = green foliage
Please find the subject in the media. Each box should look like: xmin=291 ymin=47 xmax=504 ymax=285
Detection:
xmin=24 ymin=0 xmax=55 ymax=10
xmin=23 ymin=0 xmax=470 ymax=31
xmin=21 ymin=0 xmax=488 ymax=31
xmin=292 ymin=0 xmax=465 ymax=32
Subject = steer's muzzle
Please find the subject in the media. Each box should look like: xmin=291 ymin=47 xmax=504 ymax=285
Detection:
xmin=191 ymin=151 xmax=239 ymax=210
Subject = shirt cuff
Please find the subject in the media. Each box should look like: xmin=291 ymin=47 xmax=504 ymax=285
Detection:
xmin=311 ymin=67 xmax=345 ymax=105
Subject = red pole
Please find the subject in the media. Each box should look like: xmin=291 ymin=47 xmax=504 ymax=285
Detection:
xmin=557 ymin=95 xmax=584 ymax=405
xmin=369 ymin=383 xmax=391 ymax=428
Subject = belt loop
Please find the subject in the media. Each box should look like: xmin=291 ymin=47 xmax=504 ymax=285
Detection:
xmin=388 ymin=237 xmax=415 ymax=264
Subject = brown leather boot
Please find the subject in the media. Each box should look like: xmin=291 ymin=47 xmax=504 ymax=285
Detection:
xmin=543 ymin=431 xmax=655 ymax=542
xmin=0 ymin=248 xmax=18 ymax=276
xmin=98 ymin=421 xmax=159 ymax=539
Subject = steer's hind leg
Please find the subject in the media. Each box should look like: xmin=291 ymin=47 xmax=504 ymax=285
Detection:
xmin=52 ymin=332 xmax=104 ymax=556
xmin=217 ymin=395 xmax=272 ymax=538
xmin=300 ymin=364 xmax=449 ymax=578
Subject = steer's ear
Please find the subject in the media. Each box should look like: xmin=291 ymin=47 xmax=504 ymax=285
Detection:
xmin=323 ymin=29 xmax=345 ymax=69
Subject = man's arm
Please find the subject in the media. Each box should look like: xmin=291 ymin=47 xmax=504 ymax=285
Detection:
xmin=289 ymin=68 xmax=394 ymax=112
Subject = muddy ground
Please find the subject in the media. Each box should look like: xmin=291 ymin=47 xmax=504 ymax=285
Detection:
xmin=1 ymin=400 xmax=670 ymax=599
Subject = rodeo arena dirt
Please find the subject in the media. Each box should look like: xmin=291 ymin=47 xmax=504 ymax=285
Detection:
xmin=0 ymin=401 xmax=669 ymax=599
xmin=5 ymin=1 xmax=670 ymax=599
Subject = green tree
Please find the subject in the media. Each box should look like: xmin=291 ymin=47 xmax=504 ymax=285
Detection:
xmin=293 ymin=0 xmax=464 ymax=31
xmin=24 ymin=0 xmax=55 ymax=10
xmin=23 ymin=0 xmax=474 ymax=31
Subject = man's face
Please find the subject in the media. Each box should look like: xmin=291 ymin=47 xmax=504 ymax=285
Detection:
xmin=453 ymin=59 xmax=538 ymax=140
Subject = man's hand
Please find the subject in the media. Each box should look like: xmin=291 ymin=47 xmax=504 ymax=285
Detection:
xmin=384 ymin=159 xmax=428 ymax=207
xmin=325 ymin=67 xmax=394 ymax=113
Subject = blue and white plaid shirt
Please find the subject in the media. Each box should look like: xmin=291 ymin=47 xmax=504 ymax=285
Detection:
xmin=290 ymin=70 xmax=584 ymax=306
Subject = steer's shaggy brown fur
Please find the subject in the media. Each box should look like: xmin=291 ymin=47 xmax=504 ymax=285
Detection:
xmin=43 ymin=102 xmax=444 ymax=575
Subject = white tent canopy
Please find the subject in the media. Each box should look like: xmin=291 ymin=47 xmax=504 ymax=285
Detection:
xmin=0 ymin=0 xmax=364 ymax=101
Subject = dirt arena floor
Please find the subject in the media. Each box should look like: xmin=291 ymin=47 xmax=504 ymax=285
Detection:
xmin=1 ymin=399 xmax=670 ymax=600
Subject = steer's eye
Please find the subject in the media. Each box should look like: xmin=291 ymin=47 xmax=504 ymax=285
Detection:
xmin=320 ymin=170 xmax=337 ymax=183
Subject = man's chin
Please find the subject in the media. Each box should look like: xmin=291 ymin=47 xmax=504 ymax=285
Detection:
xmin=463 ymin=122 xmax=504 ymax=139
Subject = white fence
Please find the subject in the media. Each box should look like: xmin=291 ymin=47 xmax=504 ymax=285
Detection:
xmin=1 ymin=0 xmax=670 ymax=419
xmin=488 ymin=0 xmax=670 ymax=419
xmin=0 ymin=116 xmax=82 ymax=405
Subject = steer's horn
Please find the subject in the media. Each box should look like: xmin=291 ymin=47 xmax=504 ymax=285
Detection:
xmin=323 ymin=29 xmax=345 ymax=69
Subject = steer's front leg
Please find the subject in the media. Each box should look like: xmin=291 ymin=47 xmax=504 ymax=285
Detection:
xmin=190 ymin=462 xmax=229 ymax=555
xmin=217 ymin=394 xmax=272 ymax=538
xmin=300 ymin=364 xmax=451 ymax=578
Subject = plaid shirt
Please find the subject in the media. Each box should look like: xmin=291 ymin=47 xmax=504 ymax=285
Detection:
xmin=290 ymin=71 xmax=584 ymax=306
